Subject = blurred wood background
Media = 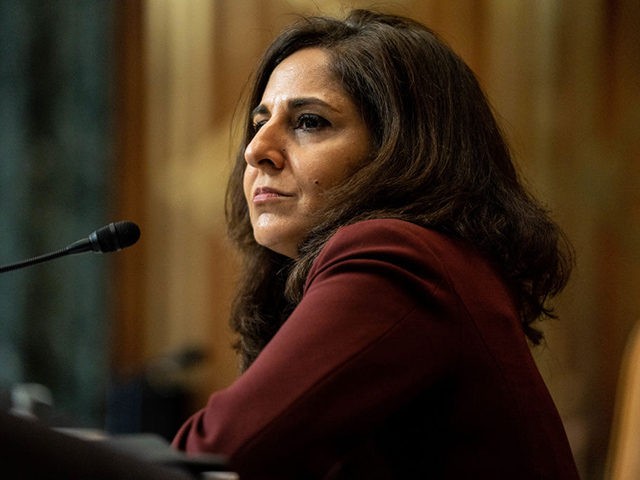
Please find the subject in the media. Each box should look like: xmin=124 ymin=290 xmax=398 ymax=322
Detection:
xmin=112 ymin=1 xmax=640 ymax=478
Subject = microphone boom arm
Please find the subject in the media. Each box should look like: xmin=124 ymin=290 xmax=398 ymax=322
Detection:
xmin=0 ymin=247 xmax=73 ymax=274
xmin=0 ymin=221 xmax=140 ymax=274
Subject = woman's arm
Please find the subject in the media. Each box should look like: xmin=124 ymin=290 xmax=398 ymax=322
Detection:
xmin=172 ymin=219 xmax=464 ymax=476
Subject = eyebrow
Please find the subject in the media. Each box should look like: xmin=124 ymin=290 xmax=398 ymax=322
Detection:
xmin=250 ymin=96 xmax=338 ymax=119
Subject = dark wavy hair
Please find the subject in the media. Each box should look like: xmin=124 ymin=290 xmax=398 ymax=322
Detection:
xmin=225 ymin=9 xmax=574 ymax=370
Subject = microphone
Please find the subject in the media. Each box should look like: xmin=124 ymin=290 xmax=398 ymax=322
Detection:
xmin=0 ymin=221 xmax=141 ymax=274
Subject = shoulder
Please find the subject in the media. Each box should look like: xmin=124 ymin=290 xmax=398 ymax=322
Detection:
xmin=305 ymin=219 xmax=481 ymax=288
xmin=307 ymin=219 xmax=506 ymax=303
xmin=314 ymin=218 xmax=473 ymax=270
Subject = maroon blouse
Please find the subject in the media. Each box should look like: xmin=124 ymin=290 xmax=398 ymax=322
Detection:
xmin=173 ymin=219 xmax=579 ymax=479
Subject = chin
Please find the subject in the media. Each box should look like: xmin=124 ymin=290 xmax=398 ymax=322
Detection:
xmin=255 ymin=239 xmax=296 ymax=258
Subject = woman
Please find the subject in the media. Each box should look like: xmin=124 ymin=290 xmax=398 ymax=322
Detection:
xmin=173 ymin=9 xmax=579 ymax=479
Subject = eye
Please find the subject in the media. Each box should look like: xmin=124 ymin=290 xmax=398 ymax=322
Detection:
xmin=295 ymin=113 xmax=329 ymax=131
xmin=252 ymin=118 xmax=267 ymax=133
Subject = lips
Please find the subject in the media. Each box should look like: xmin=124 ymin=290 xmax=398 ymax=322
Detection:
xmin=253 ymin=187 xmax=291 ymax=203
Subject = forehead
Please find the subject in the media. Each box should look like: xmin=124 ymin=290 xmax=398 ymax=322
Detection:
xmin=260 ymin=48 xmax=344 ymax=101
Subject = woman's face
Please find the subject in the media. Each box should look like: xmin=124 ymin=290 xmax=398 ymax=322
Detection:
xmin=243 ymin=47 xmax=371 ymax=258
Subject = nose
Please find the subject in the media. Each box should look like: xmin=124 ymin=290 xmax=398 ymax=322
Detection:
xmin=244 ymin=120 xmax=285 ymax=171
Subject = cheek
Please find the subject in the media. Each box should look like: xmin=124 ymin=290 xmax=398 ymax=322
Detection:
xmin=310 ymin=157 xmax=361 ymax=190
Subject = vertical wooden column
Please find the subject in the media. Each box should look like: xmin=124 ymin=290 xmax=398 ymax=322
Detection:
xmin=142 ymin=0 xmax=236 ymax=398
xmin=112 ymin=0 xmax=148 ymax=377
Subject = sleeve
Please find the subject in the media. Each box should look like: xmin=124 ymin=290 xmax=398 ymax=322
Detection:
xmin=172 ymin=219 xmax=462 ymax=476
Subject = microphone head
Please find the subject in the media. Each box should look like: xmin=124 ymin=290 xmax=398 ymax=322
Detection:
xmin=92 ymin=221 xmax=141 ymax=253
